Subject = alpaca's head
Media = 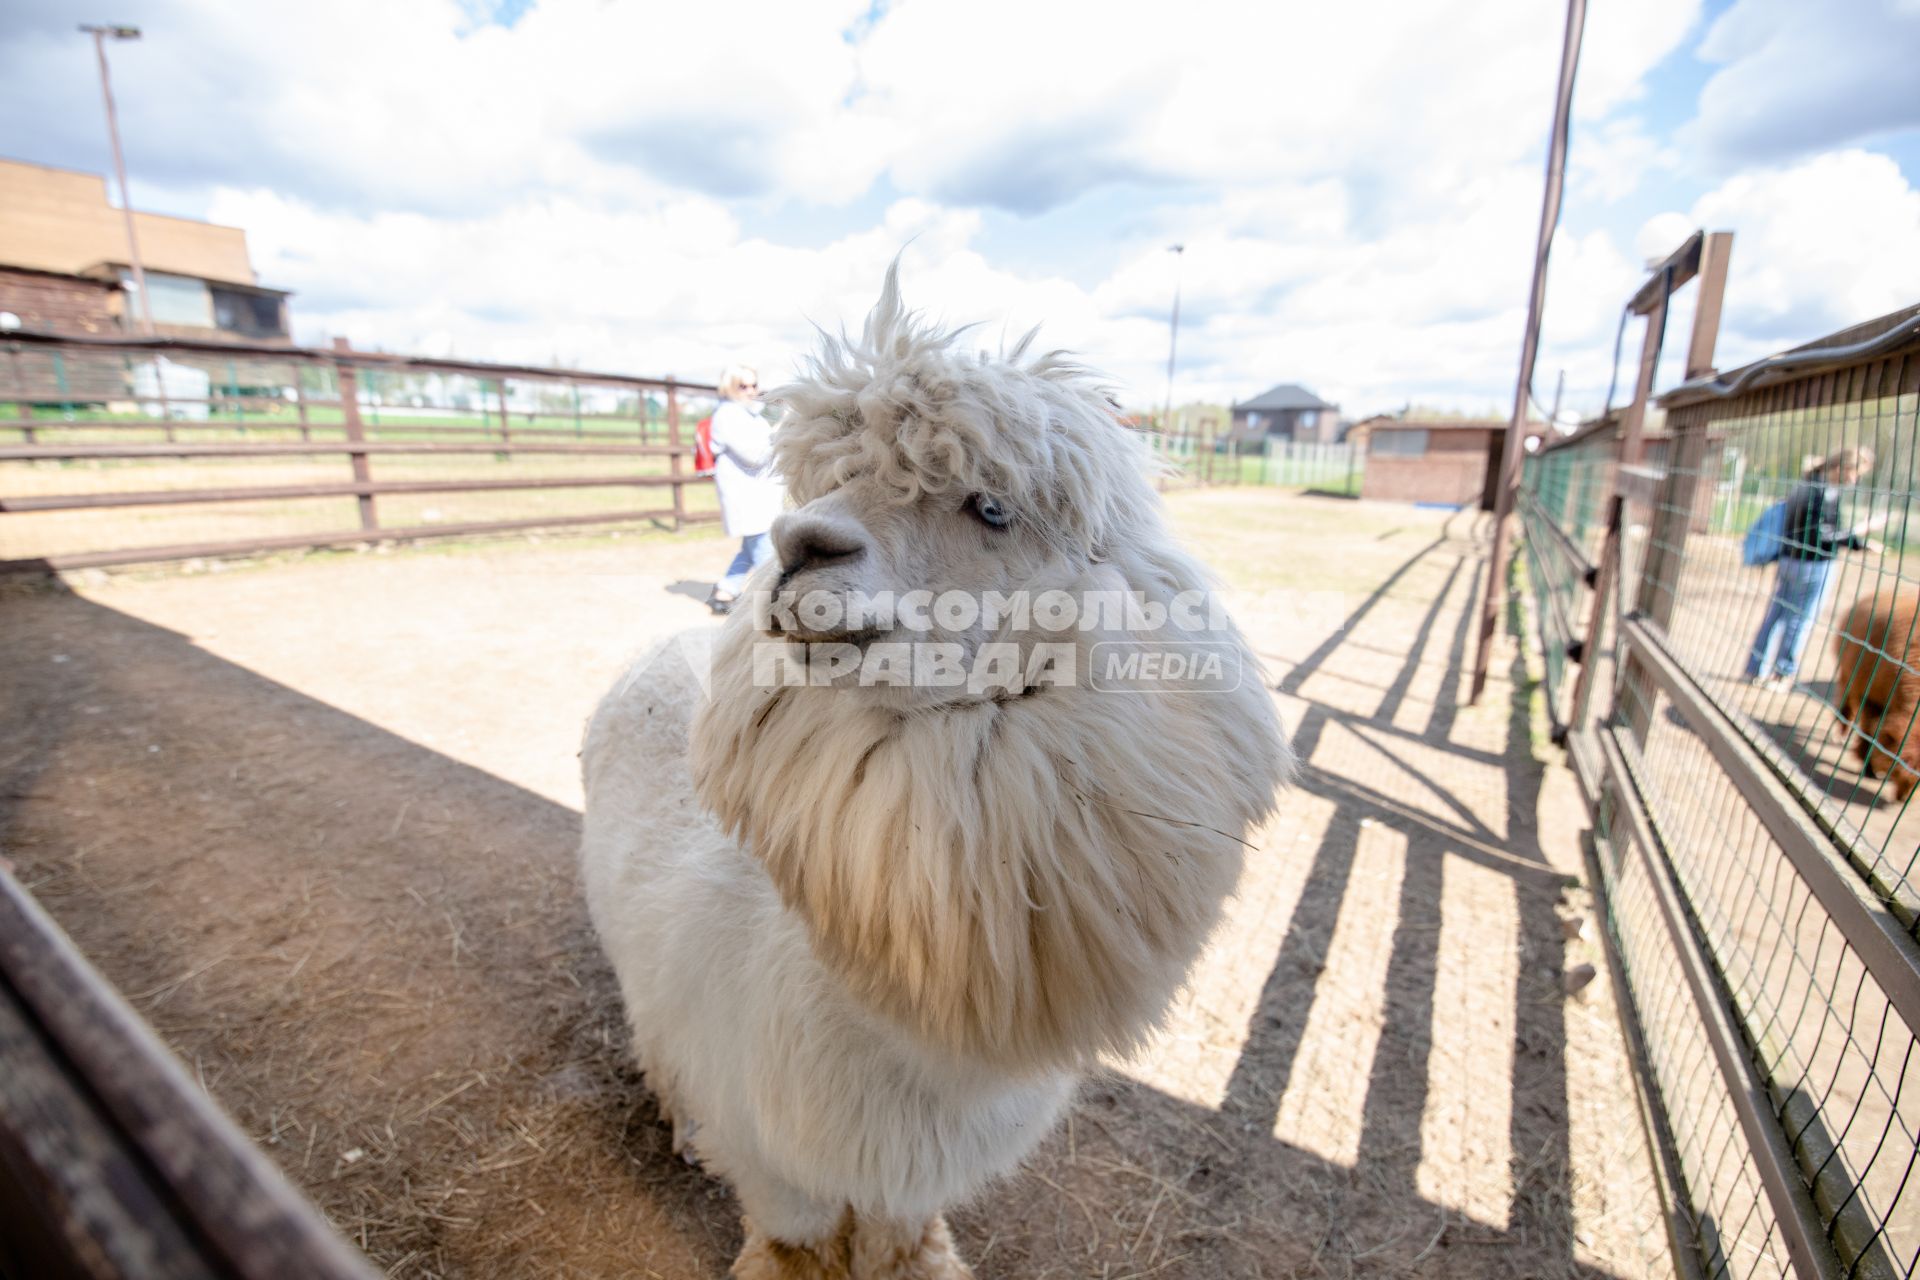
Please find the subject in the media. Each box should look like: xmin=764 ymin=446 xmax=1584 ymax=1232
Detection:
xmin=692 ymin=269 xmax=1292 ymax=1073
xmin=752 ymin=265 xmax=1189 ymax=704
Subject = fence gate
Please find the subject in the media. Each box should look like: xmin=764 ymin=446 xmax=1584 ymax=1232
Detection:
xmin=1521 ymin=233 xmax=1920 ymax=1280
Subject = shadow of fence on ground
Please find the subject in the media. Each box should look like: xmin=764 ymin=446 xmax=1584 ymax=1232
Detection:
xmin=0 ymin=543 xmax=1626 ymax=1278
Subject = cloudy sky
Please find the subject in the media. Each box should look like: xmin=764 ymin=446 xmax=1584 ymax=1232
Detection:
xmin=4 ymin=0 xmax=1917 ymax=420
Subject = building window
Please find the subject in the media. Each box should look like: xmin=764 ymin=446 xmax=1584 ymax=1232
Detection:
xmin=1373 ymin=429 xmax=1430 ymax=457
xmin=211 ymin=287 xmax=286 ymax=338
xmin=124 ymin=271 xmax=211 ymax=326
xmin=1300 ymin=410 xmax=1317 ymax=429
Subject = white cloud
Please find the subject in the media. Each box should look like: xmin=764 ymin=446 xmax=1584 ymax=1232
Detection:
xmin=212 ymin=187 xmax=1019 ymax=385
xmin=1685 ymin=150 xmax=1920 ymax=361
xmin=5 ymin=0 xmax=1699 ymax=220
xmin=856 ymin=0 xmax=1698 ymax=215
xmin=1685 ymin=0 xmax=1920 ymax=165
xmin=1569 ymin=118 xmax=1669 ymax=207
xmin=0 ymin=0 xmax=879 ymax=212
xmin=218 ymin=166 xmax=1598 ymax=420
xmin=8 ymin=0 xmax=1914 ymax=423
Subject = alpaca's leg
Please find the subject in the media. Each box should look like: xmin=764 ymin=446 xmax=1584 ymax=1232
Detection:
xmin=1856 ymin=705 xmax=1880 ymax=766
xmin=727 ymin=1171 xmax=851 ymax=1280
xmin=660 ymin=1094 xmax=699 ymax=1164
xmin=732 ymin=1212 xmax=854 ymax=1280
xmin=730 ymin=1209 xmax=972 ymax=1280
xmin=847 ymin=1213 xmax=972 ymax=1279
xmin=630 ymin=1044 xmax=700 ymax=1163
xmin=1878 ymin=689 xmax=1920 ymax=801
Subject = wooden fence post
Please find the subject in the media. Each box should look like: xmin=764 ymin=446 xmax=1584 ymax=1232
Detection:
xmin=133 ymin=349 xmax=178 ymax=445
xmin=1566 ymin=277 xmax=1672 ymax=743
xmin=495 ymin=378 xmax=513 ymax=450
xmin=666 ymin=381 xmax=684 ymax=531
xmin=331 ymin=338 xmax=377 ymax=532
xmin=7 ymin=349 xmax=32 ymax=445
xmin=292 ymin=363 xmax=311 ymax=443
xmin=1629 ymin=235 xmax=1730 ymax=691
xmin=1685 ymin=233 xmax=1734 ymax=381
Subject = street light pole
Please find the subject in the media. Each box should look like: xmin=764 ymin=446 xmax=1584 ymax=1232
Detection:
xmin=80 ymin=23 xmax=153 ymax=335
xmin=1163 ymin=243 xmax=1184 ymax=433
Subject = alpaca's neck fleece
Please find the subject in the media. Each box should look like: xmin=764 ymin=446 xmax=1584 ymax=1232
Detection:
xmin=691 ymin=616 xmax=1288 ymax=1073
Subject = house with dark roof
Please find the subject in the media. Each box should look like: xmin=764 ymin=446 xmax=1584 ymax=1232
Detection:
xmin=1228 ymin=383 xmax=1340 ymax=444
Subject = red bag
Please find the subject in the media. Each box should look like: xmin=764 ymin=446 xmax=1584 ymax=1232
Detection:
xmin=694 ymin=415 xmax=715 ymax=474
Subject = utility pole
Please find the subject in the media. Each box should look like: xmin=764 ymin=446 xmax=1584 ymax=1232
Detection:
xmin=1468 ymin=0 xmax=1587 ymax=704
xmin=1163 ymin=244 xmax=1184 ymax=433
xmin=80 ymin=23 xmax=153 ymax=335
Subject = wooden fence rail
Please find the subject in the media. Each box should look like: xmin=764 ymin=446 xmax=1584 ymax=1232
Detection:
xmin=1 ymin=332 xmax=721 ymax=572
xmin=0 ymin=862 xmax=381 ymax=1280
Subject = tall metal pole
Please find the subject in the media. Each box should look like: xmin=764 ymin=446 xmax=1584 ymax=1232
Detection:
xmin=81 ymin=24 xmax=153 ymax=336
xmin=1163 ymin=243 xmax=1184 ymax=433
xmin=1468 ymin=0 xmax=1587 ymax=704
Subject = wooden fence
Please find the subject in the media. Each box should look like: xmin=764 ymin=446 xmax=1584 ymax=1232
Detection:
xmin=1 ymin=332 xmax=721 ymax=572
xmin=1520 ymin=229 xmax=1920 ymax=1279
xmin=0 ymin=860 xmax=379 ymax=1280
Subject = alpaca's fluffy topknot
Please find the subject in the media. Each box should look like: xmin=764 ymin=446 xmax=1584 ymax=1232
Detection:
xmin=772 ymin=264 xmax=1152 ymax=559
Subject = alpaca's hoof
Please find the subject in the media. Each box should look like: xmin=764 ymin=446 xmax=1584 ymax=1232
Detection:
xmin=642 ymin=1070 xmax=702 ymax=1165
xmin=671 ymin=1116 xmax=701 ymax=1165
xmin=731 ymin=1218 xmax=851 ymax=1280
xmin=851 ymin=1214 xmax=973 ymax=1280
xmin=730 ymin=1214 xmax=973 ymax=1280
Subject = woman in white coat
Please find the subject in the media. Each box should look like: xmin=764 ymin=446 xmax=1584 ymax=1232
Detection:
xmin=706 ymin=365 xmax=784 ymax=614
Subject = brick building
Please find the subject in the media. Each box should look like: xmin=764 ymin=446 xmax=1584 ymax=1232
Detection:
xmin=0 ymin=157 xmax=290 ymax=343
xmin=1358 ymin=418 xmax=1542 ymax=508
xmin=0 ymin=265 xmax=121 ymax=337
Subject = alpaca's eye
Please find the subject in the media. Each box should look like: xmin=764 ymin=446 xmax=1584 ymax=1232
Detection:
xmin=967 ymin=494 xmax=1012 ymax=529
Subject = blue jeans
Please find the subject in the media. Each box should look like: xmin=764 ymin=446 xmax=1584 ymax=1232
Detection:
xmin=1746 ymin=557 xmax=1836 ymax=679
xmin=715 ymin=532 xmax=774 ymax=598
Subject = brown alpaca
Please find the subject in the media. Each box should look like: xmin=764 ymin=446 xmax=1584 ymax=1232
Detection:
xmin=1832 ymin=591 xmax=1920 ymax=802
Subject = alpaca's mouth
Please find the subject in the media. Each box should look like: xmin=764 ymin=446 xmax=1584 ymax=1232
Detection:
xmin=770 ymin=623 xmax=894 ymax=648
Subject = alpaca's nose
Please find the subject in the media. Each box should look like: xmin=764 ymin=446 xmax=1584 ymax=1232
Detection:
xmin=773 ymin=512 xmax=868 ymax=582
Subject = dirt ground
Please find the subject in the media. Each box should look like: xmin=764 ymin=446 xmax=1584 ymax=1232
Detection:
xmin=0 ymin=489 xmax=1675 ymax=1279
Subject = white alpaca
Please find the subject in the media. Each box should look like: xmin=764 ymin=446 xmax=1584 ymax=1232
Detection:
xmin=581 ymin=271 xmax=1292 ymax=1279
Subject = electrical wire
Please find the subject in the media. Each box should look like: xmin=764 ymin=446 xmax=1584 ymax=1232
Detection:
xmin=1528 ymin=387 xmax=1580 ymax=429
xmin=1598 ymin=300 xmax=1631 ymax=422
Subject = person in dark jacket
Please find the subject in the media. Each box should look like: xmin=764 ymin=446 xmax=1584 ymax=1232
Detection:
xmin=1745 ymin=445 xmax=1882 ymax=690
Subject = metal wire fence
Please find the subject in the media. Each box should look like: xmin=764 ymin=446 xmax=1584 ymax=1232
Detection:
xmin=1261 ymin=439 xmax=1363 ymax=493
xmin=1139 ymin=433 xmax=1365 ymax=495
xmin=1521 ymin=233 xmax=1920 ymax=1280
xmin=1521 ymin=424 xmax=1614 ymax=730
